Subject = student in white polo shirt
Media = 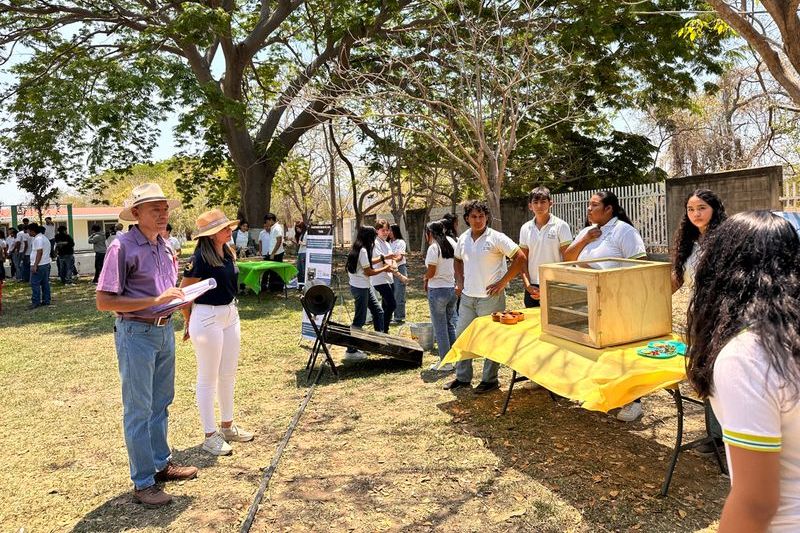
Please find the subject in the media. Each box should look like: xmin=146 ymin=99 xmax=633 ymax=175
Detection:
xmin=565 ymin=190 xmax=647 ymax=422
xmin=444 ymin=200 xmax=527 ymax=393
xmin=519 ymin=186 xmax=572 ymax=308
xmin=686 ymin=211 xmax=800 ymax=533
xmin=564 ymin=190 xmax=646 ymax=268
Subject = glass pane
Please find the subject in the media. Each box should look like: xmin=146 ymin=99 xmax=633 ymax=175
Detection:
xmin=546 ymin=281 xmax=589 ymax=334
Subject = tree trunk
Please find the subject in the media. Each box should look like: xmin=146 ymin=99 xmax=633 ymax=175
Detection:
xmin=326 ymin=123 xmax=339 ymax=246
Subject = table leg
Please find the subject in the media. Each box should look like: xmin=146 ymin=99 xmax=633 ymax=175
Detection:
xmin=661 ymin=388 xmax=684 ymax=497
xmin=501 ymin=371 xmax=529 ymax=415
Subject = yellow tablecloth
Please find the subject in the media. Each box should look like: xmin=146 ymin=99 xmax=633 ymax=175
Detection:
xmin=441 ymin=308 xmax=685 ymax=412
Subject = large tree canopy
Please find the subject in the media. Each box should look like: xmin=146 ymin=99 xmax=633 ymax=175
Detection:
xmin=1 ymin=0 xmax=726 ymax=222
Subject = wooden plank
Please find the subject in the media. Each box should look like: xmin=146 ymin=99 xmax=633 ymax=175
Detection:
xmin=325 ymin=322 xmax=424 ymax=365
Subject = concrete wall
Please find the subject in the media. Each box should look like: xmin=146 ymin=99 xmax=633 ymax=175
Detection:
xmin=665 ymin=165 xmax=783 ymax=244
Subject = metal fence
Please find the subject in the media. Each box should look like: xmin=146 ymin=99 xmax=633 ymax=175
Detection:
xmin=782 ymin=180 xmax=800 ymax=211
xmin=551 ymin=182 xmax=669 ymax=252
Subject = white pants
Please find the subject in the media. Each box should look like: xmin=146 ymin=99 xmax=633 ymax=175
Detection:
xmin=189 ymin=302 xmax=241 ymax=434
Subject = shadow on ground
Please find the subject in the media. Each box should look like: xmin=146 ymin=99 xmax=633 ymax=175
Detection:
xmin=431 ymin=386 xmax=728 ymax=532
xmin=71 ymin=493 xmax=194 ymax=532
xmin=294 ymin=355 xmax=421 ymax=388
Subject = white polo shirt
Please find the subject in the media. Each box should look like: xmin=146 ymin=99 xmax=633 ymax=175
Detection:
xmin=519 ymin=214 xmax=572 ymax=284
xmin=30 ymin=233 xmax=51 ymax=265
xmin=425 ymin=236 xmax=457 ymax=289
xmin=391 ymin=239 xmax=407 ymax=267
xmin=574 ymin=217 xmax=646 ymax=269
xmin=371 ymin=237 xmax=393 ymax=286
xmin=454 ymin=228 xmax=520 ymax=298
xmin=347 ymin=248 xmax=372 ymax=289
xmin=258 ymin=229 xmax=272 ymax=256
xmin=710 ymin=331 xmax=800 ymax=532
xmin=270 ymin=223 xmax=285 ymax=255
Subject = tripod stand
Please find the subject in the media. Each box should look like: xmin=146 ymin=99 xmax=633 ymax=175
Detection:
xmin=301 ymin=294 xmax=339 ymax=383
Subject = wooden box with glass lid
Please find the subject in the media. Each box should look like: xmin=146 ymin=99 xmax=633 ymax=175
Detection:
xmin=539 ymin=258 xmax=672 ymax=349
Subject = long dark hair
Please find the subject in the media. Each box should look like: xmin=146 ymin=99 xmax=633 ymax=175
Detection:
xmin=587 ymin=191 xmax=634 ymax=227
xmin=686 ymin=211 xmax=800 ymax=399
xmin=672 ymin=189 xmax=727 ymax=286
xmin=347 ymin=226 xmax=378 ymax=274
xmin=195 ymin=235 xmax=234 ymax=268
xmin=294 ymin=221 xmax=307 ymax=242
xmin=389 ymin=223 xmax=404 ymax=242
xmin=426 ymin=221 xmax=454 ymax=259
xmin=441 ymin=212 xmax=458 ymax=239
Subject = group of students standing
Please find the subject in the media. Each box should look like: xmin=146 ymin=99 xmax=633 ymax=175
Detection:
xmin=346 ymin=185 xmax=800 ymax=532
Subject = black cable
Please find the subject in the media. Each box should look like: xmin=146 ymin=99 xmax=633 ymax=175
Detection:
xmin=239 ymin=363 xmax=326 ymax=532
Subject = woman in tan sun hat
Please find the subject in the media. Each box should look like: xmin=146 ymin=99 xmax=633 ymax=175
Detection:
xmin=180 ymin=209 xmax=254 ymax=456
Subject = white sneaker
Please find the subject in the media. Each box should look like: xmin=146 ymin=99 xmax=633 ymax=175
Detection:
xmin=616 ymin=402 xmax=643 ymax=422
xmin=202 ymin=432 xmax=233 ymax=456
xmin=342 ymin=350 xmax=368 ymax=362
xmin=439 ymin=363 xmax=454 ymax=372
xmin=429 ymin=361 xmax=441 ymax=371
xmin=221 ymin=425 xmax=254 ymax=442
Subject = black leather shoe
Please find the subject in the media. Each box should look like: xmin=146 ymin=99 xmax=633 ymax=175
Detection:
xmin=474 ymin=381 xmax=500 ymax=394
xmin=443 ymin=379 xmax=471 ymax=390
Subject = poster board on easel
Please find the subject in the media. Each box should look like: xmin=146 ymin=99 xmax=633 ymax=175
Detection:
xmin=300 ymin=224 xmax=334 ymax=340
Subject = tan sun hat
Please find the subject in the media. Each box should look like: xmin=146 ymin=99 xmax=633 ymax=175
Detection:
xmin=192 ymin=209 xmax=239 ymax=239
xmin=119 ymin=183 xmax=181 ymax=222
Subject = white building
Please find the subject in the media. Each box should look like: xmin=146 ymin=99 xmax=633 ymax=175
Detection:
xmin=0 ymin=206 xmax=125 ymax=253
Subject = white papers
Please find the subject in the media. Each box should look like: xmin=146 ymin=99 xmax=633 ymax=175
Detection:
xmin=152 ymin=278 xmax=217 ymax=314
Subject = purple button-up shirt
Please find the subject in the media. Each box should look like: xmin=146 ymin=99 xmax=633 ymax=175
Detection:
xmin=96 ymin=226 xmax=178 ymax=319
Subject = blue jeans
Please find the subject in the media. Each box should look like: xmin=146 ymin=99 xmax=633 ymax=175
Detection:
xmin=455 ymin=292 xmax=506 ymax=384
xmin=20 ymin=255 xmax=31 ymax=282
xmin=57 ymin=254 xmax=74 ymax=283
xmin=428 ymin=287 xmax=458 ymax=359
xmin=393 ymin=264 xmax=408 ymax=321
xmin=115 ymin=318 xmax=175 ymax=489
xmin=373 ymin=282 xmax=396 ymax=333
xmin=30 ymin=263 xmax=51 ymax=306
xmin=348 ymin=286 xmax=384 ymax=353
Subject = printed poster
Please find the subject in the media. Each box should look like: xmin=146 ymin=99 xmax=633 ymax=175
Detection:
xmin=301 ymin=224 xmax=334 ymax=340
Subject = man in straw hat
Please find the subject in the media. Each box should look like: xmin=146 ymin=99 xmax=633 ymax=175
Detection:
xmin=96 ymin=183 xmax=198 ymax=507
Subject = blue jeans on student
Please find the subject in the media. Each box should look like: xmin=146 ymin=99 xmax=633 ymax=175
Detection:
xmin=455 ymin=292 xmax=506 ymax=384
xmin=428 ymin=287 xmax=458 ymax=360
xmin=114 ymin=318 xmax=175 ymax=490
xmin=57 ymin=254 xmax=75 ymax=283
xmin=373 ymin=282 xmax=396 ymax=333
xmin=30 ymin=263 xmax=51 ymax=306
xmin=20 ymin=255 xmax=31 ymax=282
xmin=392 ymin=264 xmax=408 ymax=322
xmin=348 ymin=286 xmax=384 ymax=353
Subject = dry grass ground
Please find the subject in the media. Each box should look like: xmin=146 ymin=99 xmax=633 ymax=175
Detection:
xmin=0 ymin=254 xmax=726 ymax=532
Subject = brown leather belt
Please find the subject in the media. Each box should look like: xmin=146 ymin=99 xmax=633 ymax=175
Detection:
xmin=122 ymin=315 xmax=173 ymax=327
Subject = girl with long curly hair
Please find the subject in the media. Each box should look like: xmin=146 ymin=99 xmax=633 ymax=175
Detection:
xmin=686 ymin=211 xmax=800 ymax=532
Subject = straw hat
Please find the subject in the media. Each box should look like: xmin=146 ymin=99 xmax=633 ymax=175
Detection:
xmin=192 ymin=209 xmax=239 ymax=239
xmin=119 ymin=183 xmax=181 ymax=222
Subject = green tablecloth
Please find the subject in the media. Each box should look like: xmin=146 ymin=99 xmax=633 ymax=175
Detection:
xmin=237 ymin=261 xmax=298 ymax=295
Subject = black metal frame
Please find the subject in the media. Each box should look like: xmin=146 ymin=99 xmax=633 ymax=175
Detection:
xmin=500 ymin=371 xmax=728 ymax=496
xmin=301 ymin=295 xmax=338 ymax=383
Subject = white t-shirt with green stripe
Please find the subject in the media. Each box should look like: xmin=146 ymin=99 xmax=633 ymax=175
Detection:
xmin=710 ymin=331 xmax=800 ymax=531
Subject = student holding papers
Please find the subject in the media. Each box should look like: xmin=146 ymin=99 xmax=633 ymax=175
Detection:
xmin=180 ymin=209 xmax=254 ymax=457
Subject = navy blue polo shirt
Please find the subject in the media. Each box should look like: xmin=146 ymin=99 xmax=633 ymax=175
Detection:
xmin=183 ymin=247 xmax=238 ymax=305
